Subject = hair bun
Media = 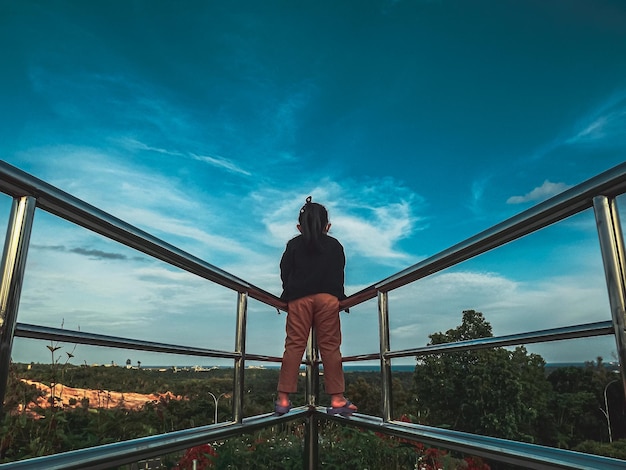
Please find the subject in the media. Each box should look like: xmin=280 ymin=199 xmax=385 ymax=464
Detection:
xmin=305 ymin=196 xmax=312 ymax=204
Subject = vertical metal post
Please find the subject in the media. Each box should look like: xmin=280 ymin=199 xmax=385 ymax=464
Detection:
xmin=304 ymin=328 xmax=319 ymax=470
xmin=378 ymin=290 xmax=393 ymax=422
xmin=305 ymin=329 xmax=319 ymax=406
xmin=0 ymin=196 xmax=36 ymax=410
xmin=232 ymin=291 xmax=248 ymax=423
xmin=304 ymin=412 xmax=319 ymax=470
xmin=593 ymin=196 xmax=626 ymax=395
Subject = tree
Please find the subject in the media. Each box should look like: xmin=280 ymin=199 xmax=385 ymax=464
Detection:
xmin=546 ymin=358 xmax=625 ymax=448
xmin=413 ymin=310 xmax=551 ymax=442
xmin=345 ymin=377 xmax=380 ymax=416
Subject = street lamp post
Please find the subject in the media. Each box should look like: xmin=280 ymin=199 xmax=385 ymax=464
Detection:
xmin=601 ymin=380 xmax=618 ymax=443
xmin=208 ymin=392 xmax=229 ymax=424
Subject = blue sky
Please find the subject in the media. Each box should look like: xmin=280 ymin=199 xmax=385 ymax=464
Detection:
xmin=1 ymin=0 xmax=626 ymax=367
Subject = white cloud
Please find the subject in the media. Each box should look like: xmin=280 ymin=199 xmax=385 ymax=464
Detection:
xmin=6 ymin=151 xmax=430 ymax=364
xmin=121 ymin=206 xmax=253 ymax=257
xmin=566 ymin=91 xmax=626 ymax=146
xmin=15 ymin=240 xmax=239 ymax=362
xmin=117 ymin=138 xmax=252 ymax=177
xmin=254 ymin=178 xmax=425 ymax=264
xmin=14 ymin=145 xmax=256 ymax=260
xmin=117 ymin=137 xmax=184 ymax=156
xmin=334 ymin=210 xmax=412 ymax=260
xmin=9 ymin=143 xmax=614 ymax=368
xmin=377 ymin=265 xmax=613 ymax=364
xmin=506 ymin=180 xmax=571 ymax=204
xmin=191 ymin=153 xmax=251 ymax=176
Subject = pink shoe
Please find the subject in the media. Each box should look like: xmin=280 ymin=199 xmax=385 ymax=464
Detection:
xmin=274 ymin=401 xmax=292 ymax=416
xmin=327 ymin=400 xmax=356 ymax=417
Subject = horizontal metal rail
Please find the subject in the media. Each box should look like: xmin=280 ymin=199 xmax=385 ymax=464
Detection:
xmin=14 ymin=323 xmax=241 ymax=360
xmin=341 ymin=320 xmax=615 ymax=363
xmin=2 ymin=407 xmax=623 ymax=470
xmin=2 ymin=161 xmax=626 ymax=469
xmin=387 ymin=320 xmax=615 ymax=359
xmin=321 ymin=411 xmax=626 ymax=470
xmin=342 ymin=162 xmax=626 ymax=309
xmin=341 ymin=353 xmax=381 ymax=362
xmin=0 ymin=161 xmax=286 ymax=310
xmin=14 ymin=322 xmax=285 ymax=364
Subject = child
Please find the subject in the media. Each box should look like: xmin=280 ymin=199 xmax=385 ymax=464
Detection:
xmin=275 ymin=196 xmax=357 ymax=417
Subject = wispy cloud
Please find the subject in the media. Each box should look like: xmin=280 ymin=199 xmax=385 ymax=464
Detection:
xmin=33 ymin=244 xmax=136 ymax=261
xmin=17 ymin=145 xmax=255 ymax=264
xmin=523 ymin=90 xmax=626 ymax=166
xmin=117 ymin=138 xmax=252 ymax=177
xmin=506 ymin=180 xmax=571 ymax=204
xmin=467 ymin=175 xmax=492 ymax=217
xmin=566 ymin=91 xmax=626 ymax=147
xmin=28 ymin=59 xmax=254 ymax=180
xmin=117 ymin=137 xmax=184 ymax=157
xmin=255 ymin=178 xmax=425 ymax=265
xmin=191 ymin=153 xmax=251 ymax=176
xmin=376 ymin=264 xmax=613 ymax=363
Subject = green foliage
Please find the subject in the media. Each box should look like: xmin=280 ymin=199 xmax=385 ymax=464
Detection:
xmin=545 ymin=359 xmax=622 ymax=448
xmin=2 ymin=314 xmax=625 ymax=467
xmin=2 ymin=358 xmax=418 ymax=465
xmin=17 ymin=363 xmax=235 ymax=396
xmin=319 ymin=422 xmax=420 ymax=469
xmin=574 ymin=438 xmax=626 ymax=460
xmin=213 ymin=423 xmax=304 ymax=469
xmin=414 ymin=310 xmax=551 ymax=441
xmin=208 ymin=419 xmax=489 ymax=470
xmin=344 ymin=376 xmax=381 ymax=416
xmin=413 ymin=309 xmax=626 ymax=453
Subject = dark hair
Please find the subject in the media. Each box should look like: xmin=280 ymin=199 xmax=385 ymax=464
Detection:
xmin=298 ymin=196 xmax=329 ymax=252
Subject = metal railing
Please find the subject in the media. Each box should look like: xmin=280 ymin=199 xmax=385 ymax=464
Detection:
xmin=0 ymin=160 xmax=625 ymax=469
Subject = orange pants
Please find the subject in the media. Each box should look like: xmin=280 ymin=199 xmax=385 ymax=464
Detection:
xmin=277 ymin=293 xmax=345 ymax=395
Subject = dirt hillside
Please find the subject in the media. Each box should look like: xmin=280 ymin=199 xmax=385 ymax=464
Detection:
xmin=20 ymin=379 xmax=181 ymax=413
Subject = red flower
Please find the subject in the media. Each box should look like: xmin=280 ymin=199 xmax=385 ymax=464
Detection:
xmin=464 ymin=456 xmax=491 ymax=470
xmin=174 ymin=444 xmax=218 ymax=469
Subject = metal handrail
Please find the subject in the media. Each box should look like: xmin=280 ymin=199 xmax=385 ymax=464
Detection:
xmin=0 ymin=161 xmax=286 ymax=309
xmin=3 ymin=159 xmax=625 ymax=364
xmin=14 ymin=323 xmax=241 ymax=360
xmin=322 ymin=411 xmax=626 ymax=470
xmin=2 ymin=408 xmax=625 ymax=470
xmin=13 ymin=322 xmax=286 ymax=364
xmin=341 ymin=161 xmax=626 ymax=309
xmin=341 ymin=320 xmax=615 ymax=362
xmin=0 ymin=409 xmax=311 ymax=470
xmin=387 ymin=320 xmax=615 ymax=359
xmin=1 ymin=160 xmax=626 ymax=469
